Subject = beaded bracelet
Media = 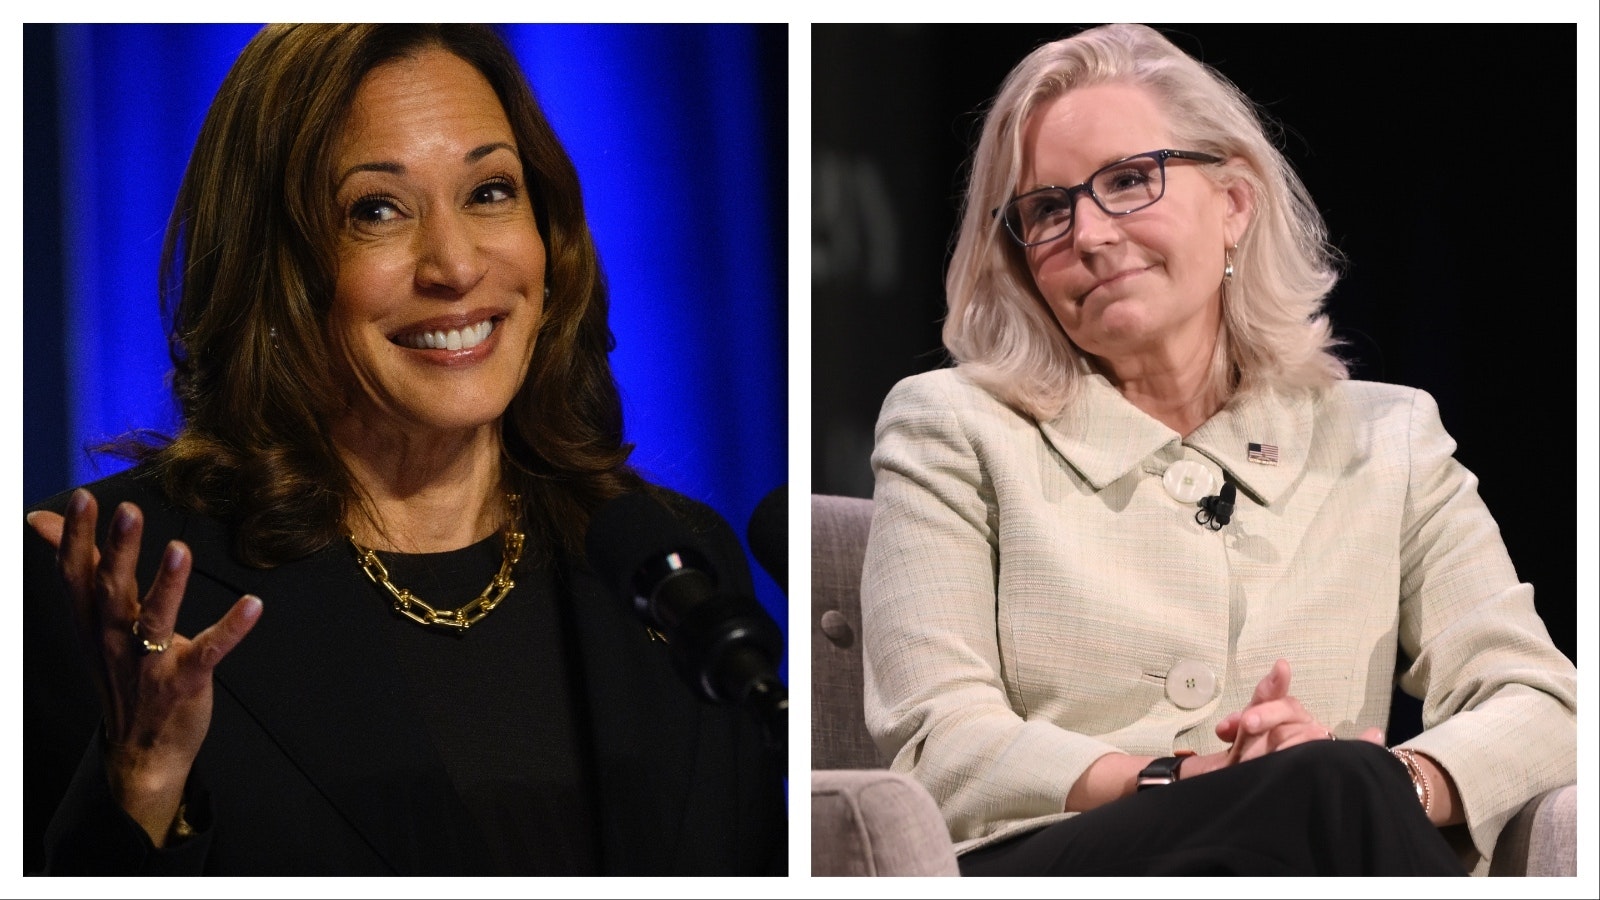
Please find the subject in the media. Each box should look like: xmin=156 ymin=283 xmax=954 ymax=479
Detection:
xmin=1389 ymin=747 xmax=1432 ymax=817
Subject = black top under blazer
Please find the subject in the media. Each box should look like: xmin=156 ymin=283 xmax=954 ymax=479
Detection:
xmin=24 ymin=465 xmax=787 ymax=875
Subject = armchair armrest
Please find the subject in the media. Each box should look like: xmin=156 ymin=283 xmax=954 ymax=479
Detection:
xmin=811 ymin=769 xmax=960 ymax=876
xmin=1490 ymin=784 xmax=1577 ymax=876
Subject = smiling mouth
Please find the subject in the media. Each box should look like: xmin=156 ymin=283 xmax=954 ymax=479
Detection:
xmin=1086 ymin=267 xmax=1148 ymax=299
xmin=392 ymin=318 xmax=499 ymax=351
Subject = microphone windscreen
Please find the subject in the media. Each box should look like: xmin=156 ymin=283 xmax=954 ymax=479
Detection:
xmin=585 ymin=492 xmax=717 ymax=602
xmin=746 ymin=484 xmax=788 ymax=595
xmin=1215 ymin=481 xmax=1236 ymax=525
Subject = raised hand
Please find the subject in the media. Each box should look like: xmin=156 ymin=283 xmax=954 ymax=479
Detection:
xmin=26 ymin=489 xmax=262 ymax=846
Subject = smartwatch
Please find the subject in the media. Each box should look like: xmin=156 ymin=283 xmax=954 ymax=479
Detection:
xmin=1136 ymin=755 xmax=1186 ymax=791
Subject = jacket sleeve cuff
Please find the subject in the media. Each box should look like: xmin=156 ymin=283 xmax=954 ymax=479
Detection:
xmin=42 ymin=730 xmax=214 ymax=875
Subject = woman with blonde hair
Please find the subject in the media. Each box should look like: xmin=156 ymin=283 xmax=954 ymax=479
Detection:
xmin=862 ymin=23 xmax=1574 ymax=875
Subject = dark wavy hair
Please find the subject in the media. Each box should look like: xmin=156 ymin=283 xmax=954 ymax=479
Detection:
xmin=132 ymin=23 xmax=642 ymax=567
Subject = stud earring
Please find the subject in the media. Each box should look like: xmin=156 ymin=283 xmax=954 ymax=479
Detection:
xmin=543 ymin=285 xmax=551 ymax=301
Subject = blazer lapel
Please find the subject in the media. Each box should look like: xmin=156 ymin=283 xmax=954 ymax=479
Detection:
xmin=171 ymin=513 xmax=473 ymax=874
xmin=1185 ymin=387 xmax=1315 ymax=508
xmin=558 ymin=554 xmax=699 ymax=875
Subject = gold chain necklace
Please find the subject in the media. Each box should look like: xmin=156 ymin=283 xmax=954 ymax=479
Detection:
xmin=348 ymin=494 xmax=524 ymax=633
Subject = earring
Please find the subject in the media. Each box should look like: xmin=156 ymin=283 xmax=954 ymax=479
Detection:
xmin=1223 ymin=244 xmax=1237 ymax=282
xmin=268 ymin=326 xmax=279 ymax=348
xmin=543 ymin=285 xmax=551 ymax=301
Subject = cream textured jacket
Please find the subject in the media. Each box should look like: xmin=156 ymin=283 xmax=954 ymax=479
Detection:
xmin=861 ymin=368 xmax=1576 ymax=874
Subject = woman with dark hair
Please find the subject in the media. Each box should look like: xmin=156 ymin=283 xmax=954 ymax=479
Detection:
xmin=25 ymin=23 xmax=784 ymax=875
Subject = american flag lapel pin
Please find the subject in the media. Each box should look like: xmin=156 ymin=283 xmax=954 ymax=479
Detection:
xmin=1247 ymin=442 xmax=1279 ymax=465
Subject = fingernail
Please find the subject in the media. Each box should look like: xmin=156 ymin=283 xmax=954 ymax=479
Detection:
xmin=164 ymin=543 xmax=185 ymax=572
xmin=69 ymin=490 xmax=90 ymax=515
xmin=114 ymin=506 xmax=136 ymax=536
xmin=24 ymin=511 xmax=43 ymax=528
xmin=242 ymin=595 xmax=263 ymax=618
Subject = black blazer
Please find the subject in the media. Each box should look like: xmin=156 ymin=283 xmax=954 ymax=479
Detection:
xmin=24 ymin=466 xmax=787 ymax=875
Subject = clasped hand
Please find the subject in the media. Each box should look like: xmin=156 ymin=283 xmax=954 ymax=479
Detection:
xmin=26 ymin=489 xmax=261 ymax=845
xmin=1180 ymin=658 xmax=1384 ymax=779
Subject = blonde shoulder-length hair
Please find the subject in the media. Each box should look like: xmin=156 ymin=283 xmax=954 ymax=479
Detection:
xmin=943 ymin=23 xmax=1348 ymax=420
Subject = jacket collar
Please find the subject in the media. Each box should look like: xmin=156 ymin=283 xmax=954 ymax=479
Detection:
xmin=1037 ymin=373 xmax=1314 ymax=508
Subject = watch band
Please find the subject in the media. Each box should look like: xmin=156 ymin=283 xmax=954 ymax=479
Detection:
xmin=1136 ymin=755 xmax=1185 ymax=791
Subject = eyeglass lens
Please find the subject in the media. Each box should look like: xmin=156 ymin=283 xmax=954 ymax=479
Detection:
xmin=1006 ymin=155 xmax=1166 ymax=246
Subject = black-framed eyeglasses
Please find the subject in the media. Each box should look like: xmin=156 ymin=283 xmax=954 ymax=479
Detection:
xmin=993 ymin=149 xmax=1224 ymax=247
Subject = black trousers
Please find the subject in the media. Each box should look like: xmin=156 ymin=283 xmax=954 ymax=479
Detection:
xmin=958 ymin=740 xmax=1466 ymax=876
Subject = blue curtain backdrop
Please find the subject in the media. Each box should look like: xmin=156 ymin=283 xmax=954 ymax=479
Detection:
xmin=22 ymin=24 xmax=789 ymax=652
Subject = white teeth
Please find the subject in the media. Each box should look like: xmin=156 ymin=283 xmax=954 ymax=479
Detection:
xmin=397 ymin=320 xmax=495 ymax=350
xmin=463 ymin=320 xmax=492 ymax=348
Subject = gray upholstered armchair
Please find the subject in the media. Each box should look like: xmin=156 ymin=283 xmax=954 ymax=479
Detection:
xmin=811 ymin=493 xmax=959 ymax=876
xmin=808 ymin=493 xmax=1576 ymax=877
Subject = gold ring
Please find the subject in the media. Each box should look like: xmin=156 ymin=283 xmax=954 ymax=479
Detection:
xmin=132 ymin=620 xmax=168 ymax=655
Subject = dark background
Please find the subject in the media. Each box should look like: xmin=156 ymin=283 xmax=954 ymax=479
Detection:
xmin=811 ymin=24 xmax=1579 ymax=665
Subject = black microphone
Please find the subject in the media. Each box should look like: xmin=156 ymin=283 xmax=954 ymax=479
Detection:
xmin=1195 ymin=478 xmax=1237 ymax=531
xmin=585 ymin=491 xmax=787 ymax=748
xmin=747 ymin=484 xmax=787 ymax=596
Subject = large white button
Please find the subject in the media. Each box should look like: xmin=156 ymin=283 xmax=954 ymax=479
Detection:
xmin=1162 ymin=460 xmax=1216 ymax=504
xmin=1166 ymin=660 xmax=1216 ymax=709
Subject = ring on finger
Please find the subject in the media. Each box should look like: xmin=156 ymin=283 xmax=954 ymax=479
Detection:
xmin=132 ymin=620 xmax=169 ymax=655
